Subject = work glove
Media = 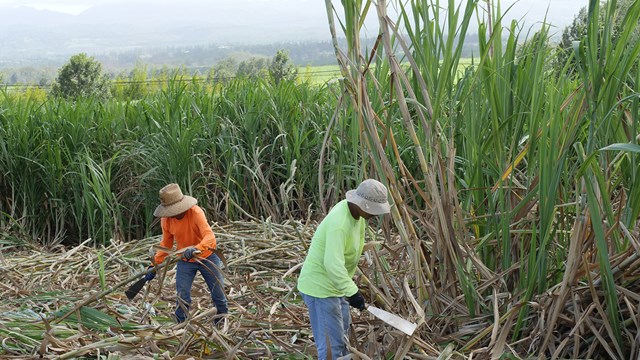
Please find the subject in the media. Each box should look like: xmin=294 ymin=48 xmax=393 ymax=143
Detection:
xmin=183 ymin=247 xmax=198 ymax=260
xmin=144 ymin=266 xmax=156 ymax=281
xmin=346 ymin=290 xmax=366 ymax=310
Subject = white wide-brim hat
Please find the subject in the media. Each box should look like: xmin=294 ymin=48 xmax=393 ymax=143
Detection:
xmin=153 ymin=183 xmax=198 ymax=218
xmin=345 ymin=179 xmax=391 ymax=216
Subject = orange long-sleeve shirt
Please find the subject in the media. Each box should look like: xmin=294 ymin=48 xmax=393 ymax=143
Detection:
xmin=153 ymin=205 xmax=217 ymax=265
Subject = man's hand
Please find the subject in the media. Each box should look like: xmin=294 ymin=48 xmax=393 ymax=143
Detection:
xmin=144 ymin=266 xmax=156 ymax=281
xmin=183 ymin=247 xmax=198 ymax=260
xmin=346 ymin=290 xmax=366 ymax=310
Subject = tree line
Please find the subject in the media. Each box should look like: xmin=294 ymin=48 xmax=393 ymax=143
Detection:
xmin=1 ymin=49 xmax=299 ymax=101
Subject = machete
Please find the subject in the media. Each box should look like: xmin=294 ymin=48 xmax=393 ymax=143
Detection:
xmin=125 ymin=251 xmax=159 ymax=301
xmin=125 ymin=248 xmax=200 ymax=300
xmin=367 ymin=305 xmax=417 ymax=336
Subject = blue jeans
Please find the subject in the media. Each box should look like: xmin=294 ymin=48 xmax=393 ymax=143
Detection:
xmin=175 ymin=253 xmax=227 ymax=323
xmin=301 ymin=292 xmax=350 ymax=360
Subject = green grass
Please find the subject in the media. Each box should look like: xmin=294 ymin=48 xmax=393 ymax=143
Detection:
xmin=300 ymin=60 xmax=476 ymax=84
xmin=298 ymin=64 xmax=342 ymax=84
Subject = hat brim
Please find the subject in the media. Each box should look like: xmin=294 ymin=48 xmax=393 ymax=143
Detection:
xmin=153 ymin=196 xmax=198 ymax=218
xmin=346 ymin=189 xmax=391 ymax=216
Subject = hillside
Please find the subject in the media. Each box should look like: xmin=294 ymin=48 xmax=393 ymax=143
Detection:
xmin=0 ymin=0 xmax=337 ymax=68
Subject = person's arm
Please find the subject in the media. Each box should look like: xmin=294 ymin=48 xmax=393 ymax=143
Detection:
xmin=153 ymin=218 xmax=174 ymax=265
xmin=192 ymin=207 xmax=217 ymax=252
xmin=323 ymin=229 xmax=358 ymax=296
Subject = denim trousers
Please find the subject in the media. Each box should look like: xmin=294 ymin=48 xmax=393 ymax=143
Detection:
xmin=175 ymin=253 xmax=227 ymax=323
xmin=301 ymin=292 xmax=351 ymax=360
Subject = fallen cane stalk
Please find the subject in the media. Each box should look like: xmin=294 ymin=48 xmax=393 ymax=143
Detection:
xmin=57 ymin=331 xmax=178 ymax=359
xmin=52 ymin=259 xmax=175 ymax=324
xmin=57 ymin=335 xmax=143 ymax=359
xmin=53 ymin=247 xmax=197 ymax=324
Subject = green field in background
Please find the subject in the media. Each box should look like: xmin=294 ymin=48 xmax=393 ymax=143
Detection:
xmin=300 ymin=59 xmax=477 ymax=84
xmin=299 ymin=65 xmax=342 ymax=84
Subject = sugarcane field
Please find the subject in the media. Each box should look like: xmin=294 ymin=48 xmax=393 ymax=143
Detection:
xmin=2 ymin=0 xmax=640 ymax=359
xmin=2 ymin=219 xmax=430 ymax=359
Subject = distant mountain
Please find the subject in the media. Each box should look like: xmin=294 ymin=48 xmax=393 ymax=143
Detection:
xmin=0 ymin=0 xmax=336 ymax=68
xmin=0 ymin=6 xmax=74 ymax=26
xmin=0 ymin=0 xmax=577 ymax=71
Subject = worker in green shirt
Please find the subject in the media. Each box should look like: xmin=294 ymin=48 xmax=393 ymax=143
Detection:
xmin=297 ymin=179 xmax=391 ymax=360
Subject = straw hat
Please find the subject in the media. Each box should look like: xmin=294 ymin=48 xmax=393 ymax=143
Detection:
xmin=153 ymin=183 xmax=198 ymax=218
xmin=346 ymin=179 xmax=391 ymax=216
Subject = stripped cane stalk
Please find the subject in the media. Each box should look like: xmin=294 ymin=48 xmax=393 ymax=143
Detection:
xmin=52 ymin=265 xmax=164 ymax=324
xmin=53 ymin=247 xmax=191 ymax=324
xmin=324 ymin=0 xmax=433 ymax=309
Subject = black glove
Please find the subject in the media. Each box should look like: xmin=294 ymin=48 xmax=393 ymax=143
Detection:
xmin=144 ymin=266 xmax=156 ymax=281
xmin=183 ymin=248 xmax=197 ymax=260
xmin=346 ymin=290 xmax=366 ymax=310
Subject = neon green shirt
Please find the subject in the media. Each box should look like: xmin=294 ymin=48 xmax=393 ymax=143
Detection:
xmin=297 ymin=199 xmax=365 ymax=298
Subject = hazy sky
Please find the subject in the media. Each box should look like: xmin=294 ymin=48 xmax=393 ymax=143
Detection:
xmin=0 ymin=0 xmax=589 ymax=29
xmin=0 ymin=0 xmax=591 ymax=69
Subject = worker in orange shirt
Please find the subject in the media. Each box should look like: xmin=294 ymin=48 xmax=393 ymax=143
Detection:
xmin=145 ymin=183 xmax=228 ymax=324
